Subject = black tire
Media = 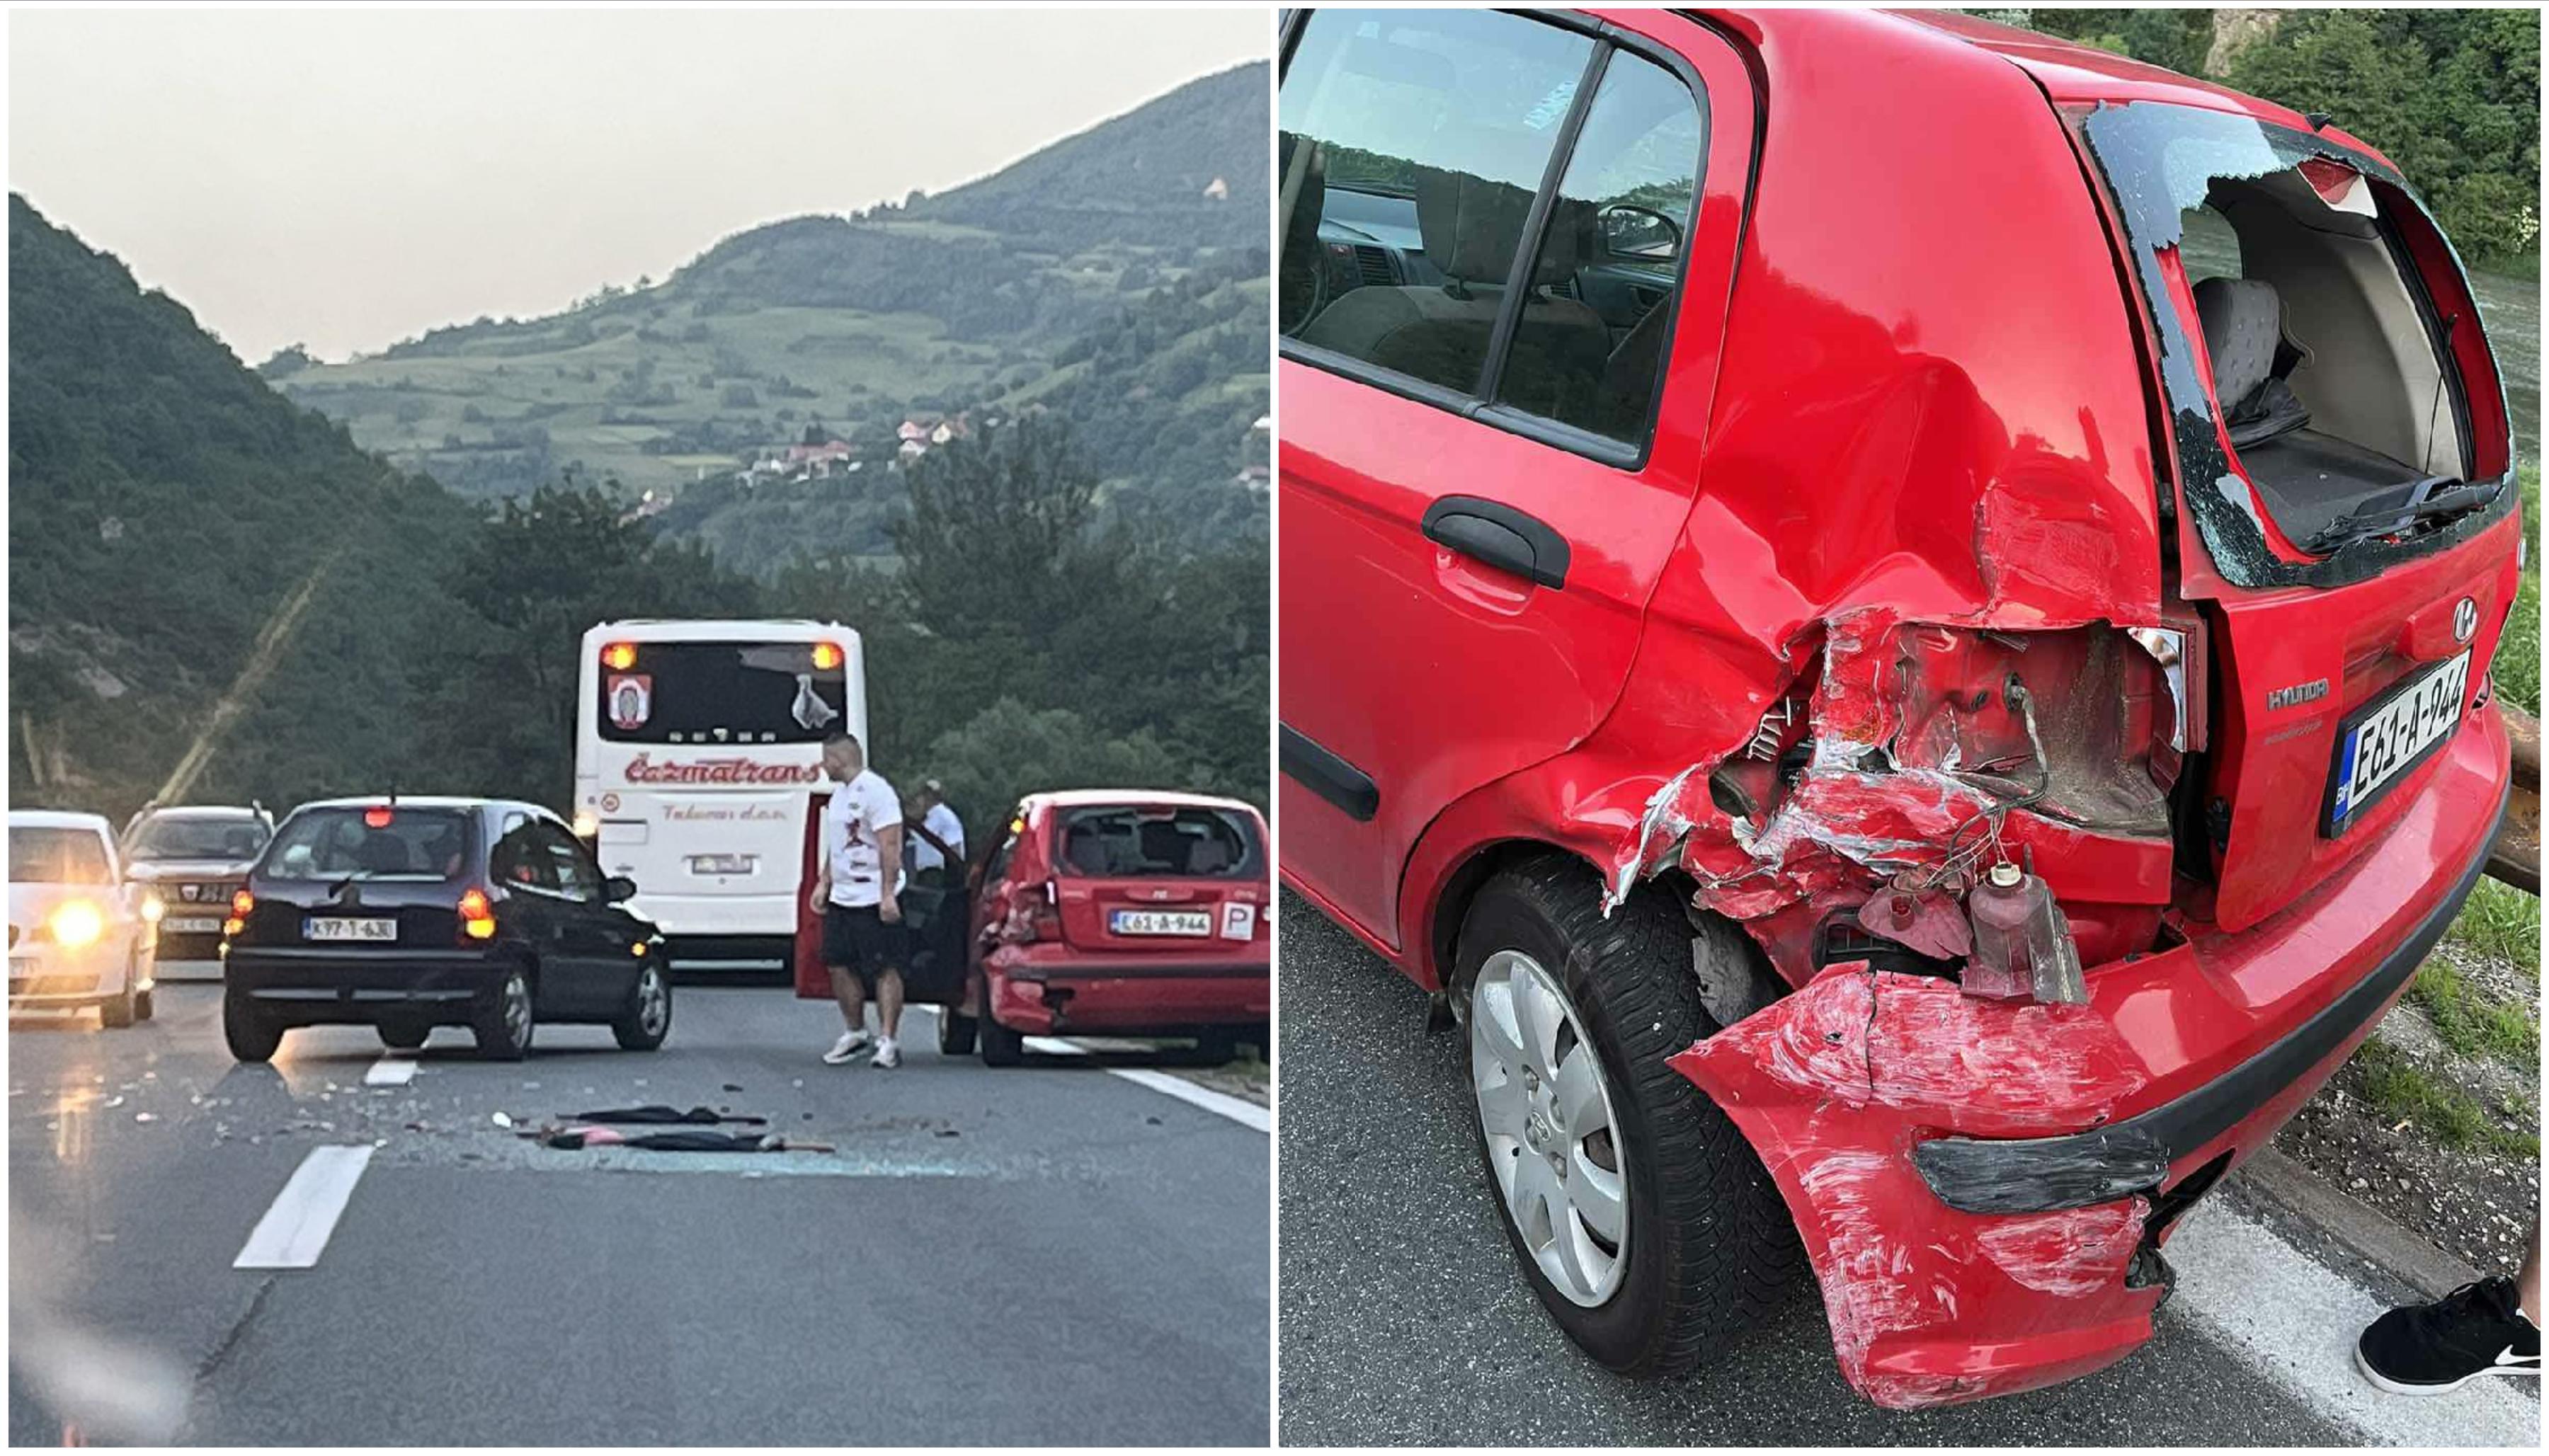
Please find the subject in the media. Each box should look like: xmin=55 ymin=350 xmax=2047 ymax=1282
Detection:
xmin=99 ymin=980 xmax=136 ymax=1030
xmin=612 ymin=960 xmax=671 ymax=1052
xmin=937 ymin=1007 xmax=977 ymax=1057
xmin=979 ymin=1009 xmax=1023 ymax=1067
xmin=223 ymin=990 xmax=283 ymax=1062
xmin=377 ymin=1024 xmax=430 ymax=1051
xmin=1454 ymin=854 xmax=1801 ymax=1377
xmin=474 ymin=966 xmax=536 ymax=1061
xmin=1195 ymin=1029 xmax=1242 ymax=1065
xmin=134 ymin=987 xmax=155 ymax=1023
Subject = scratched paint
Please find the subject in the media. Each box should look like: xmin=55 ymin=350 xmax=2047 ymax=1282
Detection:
xmin=1700 ymin=963 xmax=2147 ymax=1132
xmin=1974 ymin=1199 xmax=2150 ymax=1297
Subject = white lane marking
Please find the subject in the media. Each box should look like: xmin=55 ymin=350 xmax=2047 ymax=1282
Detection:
xmin=363 ymin=1058 xmax=417 ymax=1087
xmin=233 ymin=1145 xmax=375 ymax=1270
xmin=1023 ymin=1036 xmax=1270 ymax=1133
xmin=2165 ymin=1200 xmax=2540 ymax=1447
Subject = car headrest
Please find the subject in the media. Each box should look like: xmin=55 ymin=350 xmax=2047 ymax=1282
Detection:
xmin=1188 ymin=837 xmax=1233 ymax=874
xmin=2194 ymin=276 xmax=2282 ymax=410
xmin=1414 ymin=168 xmax=1583 ymax=287
xmin=1064 ymin=825 xmax=1109 ymax=876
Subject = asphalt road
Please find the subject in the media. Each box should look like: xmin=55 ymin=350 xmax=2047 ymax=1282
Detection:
xmin=8 ymin=982 xmax=1268 ymax=1445
xmin=1274 ymin=892 xmax=2533 ymax=1447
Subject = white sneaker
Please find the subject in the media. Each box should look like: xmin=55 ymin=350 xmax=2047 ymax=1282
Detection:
xmin=872 ymin=1038 xmax=901 ymax=1070
xmin=823 ymin=1030 xmax=874 ymax=1065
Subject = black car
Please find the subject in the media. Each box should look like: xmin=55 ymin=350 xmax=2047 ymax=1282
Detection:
xmin=222 ymin=797 xmax=671 ymax=1062
xmin=122 ymin=804 xmax=273 ymax=961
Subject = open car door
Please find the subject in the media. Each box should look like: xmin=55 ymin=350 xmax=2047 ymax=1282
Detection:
xmin=793 ymin=790 xmax=969 ymax=1004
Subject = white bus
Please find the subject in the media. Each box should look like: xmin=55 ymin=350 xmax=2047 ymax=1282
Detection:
xmin=572 ymin=619 xmax=867 ymax=972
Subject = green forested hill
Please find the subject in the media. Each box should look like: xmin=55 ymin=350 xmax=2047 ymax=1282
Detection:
xmin=9 ymin=197 xmax=1266 ymax=825
xmin=270 ymin=62 xmax=1271 ymax=569
xmin=8 ymin=194 xmax=475 ymax=815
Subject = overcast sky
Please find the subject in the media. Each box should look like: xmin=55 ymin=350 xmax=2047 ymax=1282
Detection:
xmin=8 ymin=7 xmax=1269 ymax=364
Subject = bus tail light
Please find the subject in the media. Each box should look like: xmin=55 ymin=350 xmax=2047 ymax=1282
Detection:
xmin=812 ymin=641 xmax=843 ymax=670
xmin=602 ymin=641 xmax=638 ymax=671
xmin=457 ymin=887 xmax=498 ymax=941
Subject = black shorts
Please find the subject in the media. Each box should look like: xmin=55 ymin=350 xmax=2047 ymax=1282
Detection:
xmin=822 ymin=903 xmax=906 ymax=987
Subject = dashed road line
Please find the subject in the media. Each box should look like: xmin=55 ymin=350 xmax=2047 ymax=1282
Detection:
xmin=233 ymin=1146 xmax=374 ymax=1270
xmin=363 ymin=1058 xmax=417 ymax=1087
xmin=2166 ymin=1200 xmax=2539 ymax=1446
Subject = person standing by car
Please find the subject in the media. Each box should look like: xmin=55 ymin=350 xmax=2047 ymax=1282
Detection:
xmin=808 ymin=730 xmax=908 ymax=1069
xmin=906 ymin=778 xmax=966 ymax=887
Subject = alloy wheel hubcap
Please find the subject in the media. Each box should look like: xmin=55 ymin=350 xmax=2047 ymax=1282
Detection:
xmin=1470 ymin=948 xmax=1629 ymax=1307
xmin=503 ymin=978 xmax=531 ymax=1044
xmin=639 ymin=968 xmax=668 ymax=1034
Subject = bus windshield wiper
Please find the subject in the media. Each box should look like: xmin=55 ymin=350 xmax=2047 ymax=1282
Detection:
xmin=2305 ymin=475 xmax=2497 ymax=554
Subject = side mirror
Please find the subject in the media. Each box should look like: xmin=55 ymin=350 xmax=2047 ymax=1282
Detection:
xmin=603 ymin=876 xmax=639 ymax=905
xmin=1598 ymin=202 xmax=1683 ymax=263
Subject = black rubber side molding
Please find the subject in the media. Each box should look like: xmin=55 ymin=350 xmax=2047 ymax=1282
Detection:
xmin=1421 ymin=495 xmax=1570 ymax=589
xmin=1912 ymin=782 xmax=2508 ymax=1214
xmin=1280 ymin=724 xmax=1379 ymax=822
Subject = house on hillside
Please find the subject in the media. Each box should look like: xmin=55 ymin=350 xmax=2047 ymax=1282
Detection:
xmin=1234 ymin=464 xmax=1270 ymax=494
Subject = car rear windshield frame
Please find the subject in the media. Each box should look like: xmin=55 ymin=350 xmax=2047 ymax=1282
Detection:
xmin=262 ymin=808 xmax=474 ymax=884
xmin=1052 ymin=806 xmax=1264 ymax=880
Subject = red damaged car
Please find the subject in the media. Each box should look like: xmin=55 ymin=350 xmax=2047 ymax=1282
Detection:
xmin=942 ymin=791 xmax=1271 ymax=1066
xmin=1277 ymin=7 xmax=2519 ymax=1409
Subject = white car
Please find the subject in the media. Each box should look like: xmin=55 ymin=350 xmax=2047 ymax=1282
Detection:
xmin=8 ymin=810 xmax=156 ymax=1026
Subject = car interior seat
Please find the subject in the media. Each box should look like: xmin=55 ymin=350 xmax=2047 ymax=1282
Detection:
xmin=2194 ymin=276 xmax=2315 ymax=449
xmin=1297 ymin=163 xmax=1610 ymax=398
xmin=1137 ymin=820 xmax=1187 ymax=874
xmin=1187 ymin=835 xmax=1234 ymax=875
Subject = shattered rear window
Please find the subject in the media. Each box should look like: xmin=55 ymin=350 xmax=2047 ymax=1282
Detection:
xmin=2077 ymin=101 xmax=2516 ymax=589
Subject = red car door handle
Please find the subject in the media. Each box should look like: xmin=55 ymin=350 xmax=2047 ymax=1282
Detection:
xmin=1421 ymin=495 xmax=1570 ymax=589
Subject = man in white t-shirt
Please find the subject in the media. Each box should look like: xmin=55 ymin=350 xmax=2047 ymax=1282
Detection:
xmin=807 ymin=730 xmax=908 ymax=1068
xmin=906 ymin=779 xmax=966 ymax=884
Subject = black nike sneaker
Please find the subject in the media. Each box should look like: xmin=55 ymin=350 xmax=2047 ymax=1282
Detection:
xmin=2355 ymin=1276 xmax=2543 ymax=1395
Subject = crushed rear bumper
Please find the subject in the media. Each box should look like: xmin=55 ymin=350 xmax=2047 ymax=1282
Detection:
xmin=1670 ymin=706 xmax=2507 ymax=1408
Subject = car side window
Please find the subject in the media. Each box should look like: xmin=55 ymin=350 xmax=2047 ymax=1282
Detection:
xmin=1279 ymin=9 xmax=1597 ymax=395
xmin=490 ymin=820 xmax=558 ymax=895
xmin=1494 ymin=51 xmax=1703 ymax=442
xmin=536 ymin=822 xmax=605 ymax=902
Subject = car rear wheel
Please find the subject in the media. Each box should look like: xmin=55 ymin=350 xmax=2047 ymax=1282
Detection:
xmin=223 ymin=990 xmax=283 ymax=1062
xmin=937 ymin=1005 xmax=977 ymax=1057
xmin=378 ymin=1024 xmax=430 ymax=1051
xmin=1456 ymin=855 xmax=1801 ymax=1377
xmin=979 ymin=1009 xmax=1023 ymax=1067
xmin=1196 ymin=1030 xmax=1242 ymax=1065
xmin=474 ymin=967 xmax=536 ymax=1061
xmin=612 ymin=961 xmax=671 ymax=1051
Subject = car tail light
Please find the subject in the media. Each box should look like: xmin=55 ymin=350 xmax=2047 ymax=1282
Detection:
xmin=457 ymin=887 xmax=498 ymax=941
xmin=1000 ymin=880 xmax=1062 ymax=944
xmin=224 ymin=888 xmax=253 ymax=937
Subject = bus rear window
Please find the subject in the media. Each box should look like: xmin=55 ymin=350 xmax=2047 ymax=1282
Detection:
xmin=266 ymin=809 xmax=471 ymax=883
xmin=1055 ymin=807 xmax=1261 ymax=878
xmin=595 ymin=641 xmax=849 ymax=745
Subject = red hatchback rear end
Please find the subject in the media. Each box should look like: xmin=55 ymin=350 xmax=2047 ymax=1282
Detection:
xmin=965 ymin=791 xmax=1270 ymax=1065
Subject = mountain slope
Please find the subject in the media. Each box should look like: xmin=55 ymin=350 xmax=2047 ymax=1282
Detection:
xmin=8 ymin=195 xmax=474 ymax=813
xmin=272 ymin=62 xmax=1270 ymax=553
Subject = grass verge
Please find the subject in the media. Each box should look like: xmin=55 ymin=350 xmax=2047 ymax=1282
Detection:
xmin=2351 ymin=1038 xmax=2540 ymax=1160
